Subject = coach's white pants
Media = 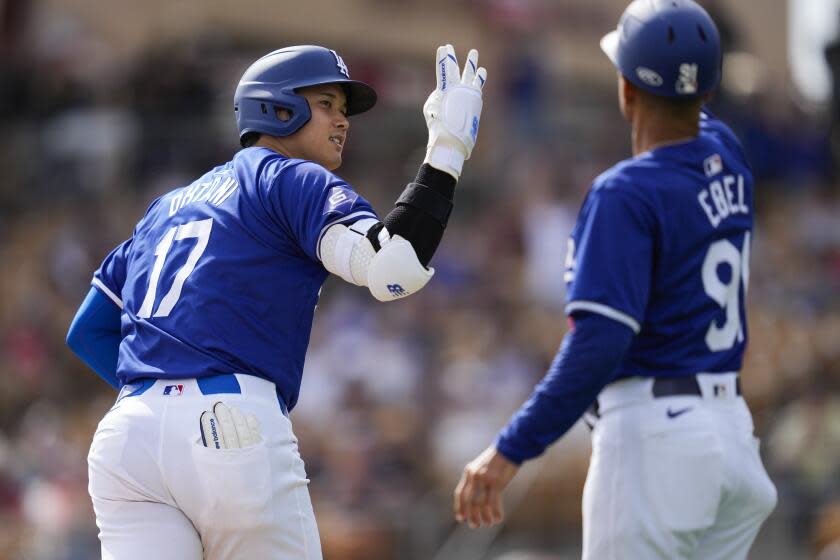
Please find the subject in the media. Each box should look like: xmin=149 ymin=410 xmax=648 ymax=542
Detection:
xmin=582 ymin=374 xmax=777 ymax=560
xmin=88 ymin=374 xmax=322 ymax=560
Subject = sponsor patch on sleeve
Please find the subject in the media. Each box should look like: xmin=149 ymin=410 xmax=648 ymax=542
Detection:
xmin=324 ymin=186 xmax=359 ymax=216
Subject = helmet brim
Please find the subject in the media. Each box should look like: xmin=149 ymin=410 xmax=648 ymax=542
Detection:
xmin=600 ymin=30 xmax=619 ymax=66
xmin=342 ymin=80 xmax=378 ymax=116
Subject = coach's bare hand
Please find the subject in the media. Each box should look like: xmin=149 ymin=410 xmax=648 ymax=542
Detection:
xmin=454 ymin=445 xmax=519 ymax=528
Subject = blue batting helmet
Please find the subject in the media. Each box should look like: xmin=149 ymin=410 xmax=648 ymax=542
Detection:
xmin=234 ymin=45 xmax=377 ymax=145
xmin=600 ymin=0 xmax=721 ymax=98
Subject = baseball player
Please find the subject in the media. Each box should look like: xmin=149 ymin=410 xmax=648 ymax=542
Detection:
xmin=66 ymin=44 xmax=486 ymax=559
xmin=454 ymin=2 xmax=777 ymax=558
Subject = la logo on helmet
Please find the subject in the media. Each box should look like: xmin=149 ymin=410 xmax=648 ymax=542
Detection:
xmin=331 ymin=50 xmax=350 ymax=78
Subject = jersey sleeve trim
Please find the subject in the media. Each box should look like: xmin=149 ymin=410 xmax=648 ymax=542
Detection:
xmin=315 ymin=210 xmax=378 ymax=261
xmin=565 ymin=301 xmax=640 ymax=334
xmin=92 ymin=278 xmax=124 ymax=309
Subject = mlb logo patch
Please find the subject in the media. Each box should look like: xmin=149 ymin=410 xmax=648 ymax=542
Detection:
xmin=703 ymin=154 xmax=723 ymax=177
xmin=163 ymin=384 xmax=184 ymax=396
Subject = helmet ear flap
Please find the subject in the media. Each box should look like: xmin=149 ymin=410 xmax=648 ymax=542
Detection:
xmin=275 ymin=106 xmax=293 ymax=122
xmin=236 ymin=90 xmax=312 ymax=140
xmin=271 ymin=91 xmax=312 ymax=136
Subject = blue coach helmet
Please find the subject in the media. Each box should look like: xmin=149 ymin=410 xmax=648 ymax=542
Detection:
xmin=234 ymin=45 xmax=377 ymax=145
xmin=600 ymin=0 xmax=721 ymax=98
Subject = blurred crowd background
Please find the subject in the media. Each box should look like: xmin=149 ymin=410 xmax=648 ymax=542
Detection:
xmin=1 ymin=0 xmax=840 ymax=558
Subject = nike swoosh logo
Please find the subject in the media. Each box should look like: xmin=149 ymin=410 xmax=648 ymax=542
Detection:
xmin=666 ymin=406 xmax=693 ymax=419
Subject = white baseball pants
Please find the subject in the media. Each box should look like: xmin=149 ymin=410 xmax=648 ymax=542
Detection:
xmin=582 ymin=374 xmax=777 ymax=560
xmin=87 ymin=374 xmax=322 ymax=560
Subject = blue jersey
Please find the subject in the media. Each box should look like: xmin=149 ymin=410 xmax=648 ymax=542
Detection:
xmin=565 ymin=111 xmax=753 ymax=379
xmin=92 ymin=147 xmax=378 ymax=410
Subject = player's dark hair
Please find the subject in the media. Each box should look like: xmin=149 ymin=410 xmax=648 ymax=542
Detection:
xmin=241 ymin=132 xmax=260 ymax=148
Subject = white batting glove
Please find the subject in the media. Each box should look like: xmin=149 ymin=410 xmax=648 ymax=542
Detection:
xmin=423 ymin=44 xmax=487 ymax=180
xmin=200 ymin=402 xmax=261 ymax=449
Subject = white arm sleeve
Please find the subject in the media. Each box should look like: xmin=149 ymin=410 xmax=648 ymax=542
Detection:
xmin=319 ymin=220 xmax=434 ymax=301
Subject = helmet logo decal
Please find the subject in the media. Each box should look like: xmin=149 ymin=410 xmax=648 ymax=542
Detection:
xmin=330 ymin=50 xmax=350 ymax=78
xmin=636 ymin=67 xmax=663 ymax=87
xmin=676 ymin=63 xmax=698 ymax=94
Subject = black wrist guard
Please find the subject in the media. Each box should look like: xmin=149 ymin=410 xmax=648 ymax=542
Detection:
xmin=381 ymin=164 xmax=456 ymax=267
xmin=396 ymin=183 xmax=453 ymax=227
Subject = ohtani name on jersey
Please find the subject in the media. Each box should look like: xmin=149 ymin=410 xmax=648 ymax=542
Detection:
xmin=697 ymin=174 xmax=748 ymax=228
xmin=169 ymin=173 xmax=239 ymax=217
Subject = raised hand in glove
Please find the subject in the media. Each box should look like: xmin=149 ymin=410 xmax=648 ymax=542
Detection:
xmin=423 ymin=44 xmax=487 ymax=180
